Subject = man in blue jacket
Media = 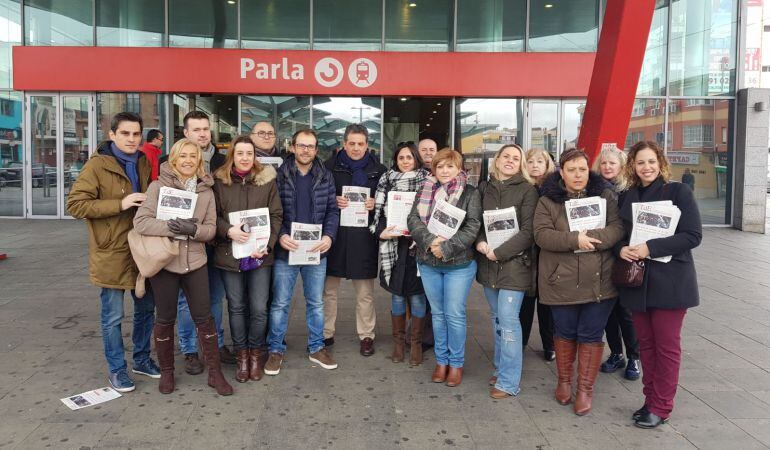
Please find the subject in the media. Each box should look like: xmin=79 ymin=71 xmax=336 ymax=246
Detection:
xmin=264 ymin=129 xmax=340 ymax=375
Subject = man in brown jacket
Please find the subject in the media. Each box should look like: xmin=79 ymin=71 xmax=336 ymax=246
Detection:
xmin=66 ymin=112 xmax=160 ymax=393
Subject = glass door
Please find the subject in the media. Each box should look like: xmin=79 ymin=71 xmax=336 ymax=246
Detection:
xmin=528 ymin=100 xmax=560 ymax=162
xmin=25 ymin=93 xmax=94 ymax=218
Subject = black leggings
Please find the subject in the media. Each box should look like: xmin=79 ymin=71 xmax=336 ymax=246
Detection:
xmin=150 ymin=267 xmax=212 ymax=326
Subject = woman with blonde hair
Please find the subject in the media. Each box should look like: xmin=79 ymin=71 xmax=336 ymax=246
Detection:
xmin=212 ymin=135 xmax=282 ymax=383
xmin=519 ymin=147 xmax=556 ymax=361
xmin=593 ymin=146 xmax=640 ymax=381
xmin=134 ymin=138 xmax=233 ymax=396
xmin=475 ymin=144 xmax=539 ymax=398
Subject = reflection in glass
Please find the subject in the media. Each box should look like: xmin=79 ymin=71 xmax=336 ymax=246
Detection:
xmin=0 ymin=0 xmax=21 ymax=90
xmin=311 ymin=97 xmax=381 ymax=162
xmin=25 ymin=0 xmax=93 ymax=46
xmin=241 ymin=0 xmax=309 ymax=49
xmin=240 ymin=96 xmax=311 ymax=155
xmin=169 ymin=0 xmax=237 ymax=48
xmin=29 ymin=96 xmax=57 ymax=216
xmin=382 ymin=97 xmax=450 ymax=167
xmin=63 ymin=96 xmax=90 ymax=217
xmin=97 ymin=0 xmax=164 ymax=47
xmin=529 ymin=102 xmax=559 ymax=161
xmin=667 ymin=99 xmax=731 ymax=224
xmin=637 ymin=0 xmax=669 ymax=96
xmin=0 ymin=91 xmax=22 ymax=216
xmin=456 ymin=0 xmax=525 ymax=52
xmin=528 ymin=0 xmax=598 ymax=52
xmin=313 ymin=0 xmax=381 ymax=51
xmin=385 ymin=0 xmax=453 ymax=52
xmin=97 ymin=93 xmax=167 ymax=153
xmin=193 ymin=95 xmax=238 ymax=147
xmin=669 ymin=0 xmax=737 ymax=96
xmin=561 ymin=101 xmax=586 ymax=151
xmin=625 ymin=99 xmax=667 ymax=150
xmin=455 ymin=98 xmax=522 ymax=154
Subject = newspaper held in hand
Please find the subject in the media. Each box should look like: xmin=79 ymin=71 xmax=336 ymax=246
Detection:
xmin=288 ymin=222 xmax=322 ymax=265
xmin=228 ymin=208 xmax=271 ymax=259
xmin=427 ymin=198 xmax=467 ymax=240
xmin=386 ymin=191 xmax=417 ymax=235
xmin=61 ymin=387 xmax=121 ymax=411
xmin=340 ymin=186 xmax=370 ymax=227
xmin=629 ymin=202 xmax=681 ymax=263
xmin=156 ymin=186 xmax=198 ymax=240
xmin=565 ymin=196 xmax=607 ymax=253
xmin=483 ymin=206 xmax=519 ymax=251
xmin=258 ymin=157 xmax=283 ymax=170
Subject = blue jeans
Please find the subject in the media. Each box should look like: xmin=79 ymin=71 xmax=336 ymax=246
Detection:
xmin=222 ymin=267 xmax=271 ymax=350
xmin=391 ymin=294 xmax=427 ymax=318
xmin=551 ymin=298 xmax=617 ymax=343
xmin=417 ymin=260 xmax=477 ymax=368
xmin=99 ymin=287 xmax=155 ymax=374
xmin=483 ymin=287 xmax=525 ymax=396
xmin=177 ymin=261 xmax=225 ymax=353
xmin=268 ymin=258 xmax=327 ymax=354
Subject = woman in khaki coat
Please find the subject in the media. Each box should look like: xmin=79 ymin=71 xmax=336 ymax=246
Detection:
xmin=533 ymin=149 xmax=624 ymax=416
xmin=133 ymin=138 xmax=233 ymax=396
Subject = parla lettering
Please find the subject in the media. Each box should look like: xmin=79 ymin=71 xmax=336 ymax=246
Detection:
xmin=240 ymin=57 xmax=304 ymax=80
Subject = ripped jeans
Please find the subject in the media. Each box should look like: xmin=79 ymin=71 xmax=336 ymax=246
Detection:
xmin=483 ymin=287 xmax=525 ymax=396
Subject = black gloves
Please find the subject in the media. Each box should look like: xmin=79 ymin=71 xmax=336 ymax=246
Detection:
xmin=168 ymin=217 xmax=198 ymax=236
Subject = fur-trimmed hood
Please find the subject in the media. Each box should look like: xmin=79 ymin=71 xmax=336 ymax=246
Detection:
xmin=234 ymin=164 xmax=277 ymax=186
xmin=539 ymin=170 xmax=612 ymax=204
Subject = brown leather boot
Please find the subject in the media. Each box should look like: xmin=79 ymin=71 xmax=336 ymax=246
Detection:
xmin=249 ymin=348 xmax=264 ymax=381
xmin=554 ymin=336 xmax=577 ymax=405
xmin=431 ymin=364 xmax=448 ymax=383
xmin=196 ymin=319 xmax=233 ymax=396
xmin=153 ymin=323 xmax=175 ymax=394
xmin=235 ymin=349 xmax=249 ymax=383
xmin=391 ymin=315 xmax=406 ymax=363
xmin=446 ymin=366 xmax=463 ymax=387
xmin=409 ymin=316 xmax=425 ymax=366
xmin=574 ymin=342 xmax=605 ymax=416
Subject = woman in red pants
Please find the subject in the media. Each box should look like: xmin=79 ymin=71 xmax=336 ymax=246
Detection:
xmin=615 ymin=141 xmax=702 ymax=428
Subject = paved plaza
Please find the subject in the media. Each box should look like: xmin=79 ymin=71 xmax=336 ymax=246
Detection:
xmin=1 ymin=218 xmax=770 ymax=449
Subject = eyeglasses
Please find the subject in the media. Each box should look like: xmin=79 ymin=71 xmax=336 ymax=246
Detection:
xmin=252 ymin=131 xmax=276 ymax=139
xmin=294 ymin=143 xmax=317 ymax=151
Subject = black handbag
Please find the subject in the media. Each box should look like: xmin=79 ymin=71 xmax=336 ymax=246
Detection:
xmin=611 ymin=259 xmax=645 ymax=288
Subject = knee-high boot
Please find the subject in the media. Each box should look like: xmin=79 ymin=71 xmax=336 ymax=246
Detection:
xmin=154 ymin=322 xmax=175 ymax=394
xmin=196 ymin=318 xmax=233 ymax=396
xmin=409 ymin=316 xmax=425 ymax=366
xmin=574 ymin=342 xmax=605 ymax=416
xmin=391 ymin=315 xmax=406 ymax=363
xmin=554 ymin=337 xmax=577 ymax=405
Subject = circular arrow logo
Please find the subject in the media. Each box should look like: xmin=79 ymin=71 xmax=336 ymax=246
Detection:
xmin=348 ymin=58 xmax=378 ymax=88
xmin=314 ymin=58 xmax=344 ymax=87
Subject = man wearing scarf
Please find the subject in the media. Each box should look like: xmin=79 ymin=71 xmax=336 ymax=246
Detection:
xmin=67 ymin=112 xmax=159 ymax=393
xmin=322 ymin=124 xmax=386 ymax=357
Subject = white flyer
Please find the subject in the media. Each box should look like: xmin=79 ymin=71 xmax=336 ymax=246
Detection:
xmin=427 ymin=198 xmax=466 ymax=240
xmin=156 ymin=186 xmax=197 ymax=221
xmin=565 ymin=196 xmax=606 ymax=232
xmin=630 ymin=202 xmax=681 ymax=263
xmin=386 ymin=191 xmax=416 ymax=235
xmin=60 ymin=387 xmax=122 ymax=411
xmin=228 ymin=208 xmax=271 ymax=259
xmin=483 ymin=206 xmax=519 ymax=251
xmin=288 ymin=222 xmax=322 ymax=265
xmin=340 ymin=186 xmax=370 ymax=227
xmin=258 ymin=157 xmax=283 ymax=170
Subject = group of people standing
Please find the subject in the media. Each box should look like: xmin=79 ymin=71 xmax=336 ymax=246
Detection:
xmin=68 ymin=110 xmax=701 ymax=429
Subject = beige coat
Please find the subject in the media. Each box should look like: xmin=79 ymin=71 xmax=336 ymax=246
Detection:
xmin=133 ymin=163 xmax=217 ymax=275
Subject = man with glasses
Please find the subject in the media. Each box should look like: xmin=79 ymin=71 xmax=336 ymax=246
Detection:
xmin=264 ymin=129 xmax=339 ymax=375
xmin=250 ymin=122 xmax=280 ymax=158
xmin=323 ymin=124 xmax=386 ymax=357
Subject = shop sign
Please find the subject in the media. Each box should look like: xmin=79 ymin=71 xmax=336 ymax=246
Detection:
xmin=668 ymin=151 xmax=700 ymax=165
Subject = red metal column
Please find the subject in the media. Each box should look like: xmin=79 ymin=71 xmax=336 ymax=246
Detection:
xmin=577 ymin=0 xmax=656 ymax=163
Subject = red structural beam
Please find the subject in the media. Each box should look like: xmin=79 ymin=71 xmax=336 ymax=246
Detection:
xmin=577 ymin=0 xmax=656 ymax=163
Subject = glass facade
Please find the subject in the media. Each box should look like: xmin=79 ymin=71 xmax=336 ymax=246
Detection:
xmin=313 ymin=0 xmax=381 ymax=51
xmin=24 ymin=0 xmax=92 ymax=46
xmin=97 ymin=93 xmax=167 ymax=149
xmin=312 ymin=97 xmax=381 ymax=161
xmin=96 ymin=0 xmax=163 ymax=47
xmin=528 ymin=0 xmax=599 ymax=52
xmin=169 ymin=0 xmax=237 ymax=48
xmin=385 ymin=0 xmax=453 ymax=52
xmin=240 ymin=95 xmax=311 ymax=154
xmin=456 ymin=0 xmax=525 ymax=52
xmin=0 ymin=90 xmax=22 ymax=216
xmin=241 ymin=0 xmax=309 ymax=50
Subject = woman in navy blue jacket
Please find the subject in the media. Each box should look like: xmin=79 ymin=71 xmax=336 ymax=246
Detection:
xmin=615 ymin=141 xmax=702 ymax=429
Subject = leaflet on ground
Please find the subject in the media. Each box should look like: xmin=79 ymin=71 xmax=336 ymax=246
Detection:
xmin=156 ymin=186 xmax=198 ymax=240
xmin=483 ymin=206 xmax=519 ymax=250
xmin=630 ymin=201 xmax=680 ymax=263
xmin=288 ymin=222 xmax=322 ymax=265
xmin=565 ymin=196 xmax=606 ymax=253
xmin=386 ymin=191 xmax=417 ymax=235
xmin=228 ymin=208 xmax=271 ymax=259
xmin=340 ymin=186 xmax=370 ymax=227
xmin=61 ymin=387 xmax=121 ymax=411
xmin=427 ymin=198 xmax=466 ymax=240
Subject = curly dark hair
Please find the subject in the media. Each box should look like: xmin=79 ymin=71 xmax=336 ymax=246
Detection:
xmin=624 ymin=141 xmax=670 ymax=186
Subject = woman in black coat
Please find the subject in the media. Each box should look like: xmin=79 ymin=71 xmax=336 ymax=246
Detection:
xmin=615 ymin=141 xmax=702 ymax=429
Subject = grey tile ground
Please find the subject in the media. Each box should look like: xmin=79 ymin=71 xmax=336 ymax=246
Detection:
xmin=0 ymin=219 xmax=769 ymax=449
